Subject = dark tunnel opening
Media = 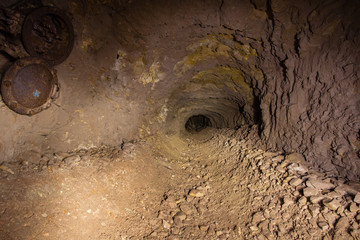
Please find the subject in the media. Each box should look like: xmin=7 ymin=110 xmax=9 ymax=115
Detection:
xmin=185 ymin=114 xmax=212 ymax=132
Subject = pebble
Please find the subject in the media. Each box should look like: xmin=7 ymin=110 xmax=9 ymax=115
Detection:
xmin=325 ymin=191 xmax=341 ymax=199
xmin=303 ymin=187 xmax=319 ymax=197
xmin=354 ymin=193 xmax=360 ymax=204
xmin=252 ymin=212 xmax=265 ymax=224
xmin=298 ymin=196 xmax=307 ymax=205
xmin=285 ymin=153 xmax=305 ymax=163
xmin=189 ymin=189 xmax=205 ymax=198
xmin=249 ymin=225 xmax=259 ymax=232
xmin=216 ymin=230 xmax=223 ymax=236
xmin=308 ymin=205 xmax=320 ymax=217
xmin=349 ymin=202 xmax=359 ymax=212
xmin=199 ymin=225 xmax=209 ymax=232
xmin=173 ymin=211 xmax=186 ymax=224
xmin=287 ymin=163 xmax=307 ymax=174
xmin=179 ymin=203 xmax=196 ymax=215
xmin=323 ymin=212 xmax=338 ymax=226
xmin=163 ymin=220 xmax=171 ymax=229
xmin=63 ymin=155 xmax=81 ymax=164
xmin=334 ymin=186 xmax=347 ymax=196
xmin=317 ymin=221 xmax=329 ymax=230
xmin=275 ymin=165 xmax=286 ymax=173
xmin=323 ymin=198 xmax=341 ymax=211
xmin=306 ymin=178 xmax=335 ymax=190
xmin=289 ymin=177 xmax=303 ymax=187
xmin=309 ymin=195 xmax=325 ymax=204
xmin=272 ymin=155 xmax=284 ymax=162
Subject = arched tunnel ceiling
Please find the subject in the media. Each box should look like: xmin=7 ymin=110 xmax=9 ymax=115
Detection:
xmin=0 ymin=0 xmax=359 ymax=180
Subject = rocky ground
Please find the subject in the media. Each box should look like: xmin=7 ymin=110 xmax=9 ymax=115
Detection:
xmin=1 ymin=126 xmax=360 ymax=239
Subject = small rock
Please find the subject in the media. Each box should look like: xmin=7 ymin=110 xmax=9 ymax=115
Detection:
xmin=323 ymin=212 xmax=338 ymax=226
xmin=306 ymin=178 xmax=335 ymax=190
xmin=0 ymin=165 xmax=15 ymax=174
xmin=162 ymin=220 xmax=171 ymax=229
xmin=252 ymin=212 xmax=265 ymax=224
xmin=349 ymin=202 xmax=359 ymax=212
xmin=336 ymin=206 xmax=345 ymax=215
xmin=308 ymin=205 xmax=320 ymax=217
xmin=303 ymin=187 xmax=319 ymax=197
xmin=298 ymin=196 xmax=307 ymax=206
xmin=335 ymin=216 xmax=349 ymax=232
xmin=318 ymin=221 xmax=329 ymax=231
xmin=199 ymin=225 xmax=209 ymax=232
xmin=216 ymin=230 xmax=223 ymax=236
xmin=286 ymin=153 xmax=305 ymax=163
xmin=54 ymin=152 xmax=71 ymax=160
xmin=310 ymin=195 xmax=325 ymax=204
xmin=354 ymin=192 xmax=360 ymax=204
xmin=275 ymin=165 xmax=286 ymax=173
xmin=282 ymin=196 xmax=293 ymax=208
xmin=173 ymin=211 xmax=186 ymax=224
xmin=325 ymin=191 xmax=342 ymax=199
xmin=249 ymin=225 xmax=259 ymax=232
xmin=189 ymin=189 xmax=205 ymax=198
xmin=272 ymin=155 xmax=284 ymax=162
xmin=323 ymin=198 xmax=342 ymax=211
xmin=287 ymin=163 xmax=307 ymax=174
xmin=334 ymin=186 xmax=347 ymax=196
xmin=179 ymin=203 xmax=196 ymax=215
xmin=289 ymin=177 xmax=303 ymax=187
xmin=338 ymin=183 xmax=359 ymax=195
xmin=63 ymin=155 xmax=81 ymax=164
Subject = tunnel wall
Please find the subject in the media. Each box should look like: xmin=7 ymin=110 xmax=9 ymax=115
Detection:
xmin=0 ymin=0 xmax=359 ymax=180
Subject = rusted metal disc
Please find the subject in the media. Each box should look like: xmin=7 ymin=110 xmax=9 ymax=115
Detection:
xmin=22 ymin=6 xmax=74 ymax=66
xmin=1 ymin=57 xmax=59 ymax=116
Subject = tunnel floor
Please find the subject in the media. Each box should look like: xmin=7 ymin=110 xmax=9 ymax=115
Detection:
xmin=0 ymin=127 xmax=359 ymax=239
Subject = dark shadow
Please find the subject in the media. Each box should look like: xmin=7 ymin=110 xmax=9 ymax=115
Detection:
xmin=185 ymin=115 xmax=212 ymax=132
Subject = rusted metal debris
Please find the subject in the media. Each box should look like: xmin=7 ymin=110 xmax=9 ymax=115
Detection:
xmin=1 ymin=57 xmax=59 ymax=116
xmin=0 ymin=4 xmax=75 ymax=115
xmin=22 ymin=6 xmax=74 ymax=66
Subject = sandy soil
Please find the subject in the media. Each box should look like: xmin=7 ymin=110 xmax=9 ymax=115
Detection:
xmin=0 ymin=127 xmax=359 ymax=239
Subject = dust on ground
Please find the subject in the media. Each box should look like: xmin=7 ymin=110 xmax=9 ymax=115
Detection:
xmin=1 ymin=126 xmax=360 ymax=239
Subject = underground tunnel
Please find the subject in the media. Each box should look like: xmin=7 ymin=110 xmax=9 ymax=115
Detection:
xmin=0 ymin=0 xmax=359 ymax=239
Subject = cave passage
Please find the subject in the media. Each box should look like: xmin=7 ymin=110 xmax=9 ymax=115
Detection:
xmin=185 ymin=114 xmax=212 ymax=132
xmin=0 ymin=0 xmax=359 ymax=239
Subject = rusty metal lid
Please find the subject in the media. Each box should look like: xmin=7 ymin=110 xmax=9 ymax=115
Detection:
xmin=1 ymin=57 xmax=59 ymax=116
xmin=22 ymin=6 xmax=74 ymax=66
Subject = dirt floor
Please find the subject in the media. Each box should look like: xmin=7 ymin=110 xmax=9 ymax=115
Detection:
xmin=1 ymin=126 xmax=360 ymax=240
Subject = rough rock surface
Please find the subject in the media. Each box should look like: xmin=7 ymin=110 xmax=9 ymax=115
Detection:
xmin=1 ymin=127 xmax=360 ymax=239
xmin=0 ymin=0 xmax=359 ymax=197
